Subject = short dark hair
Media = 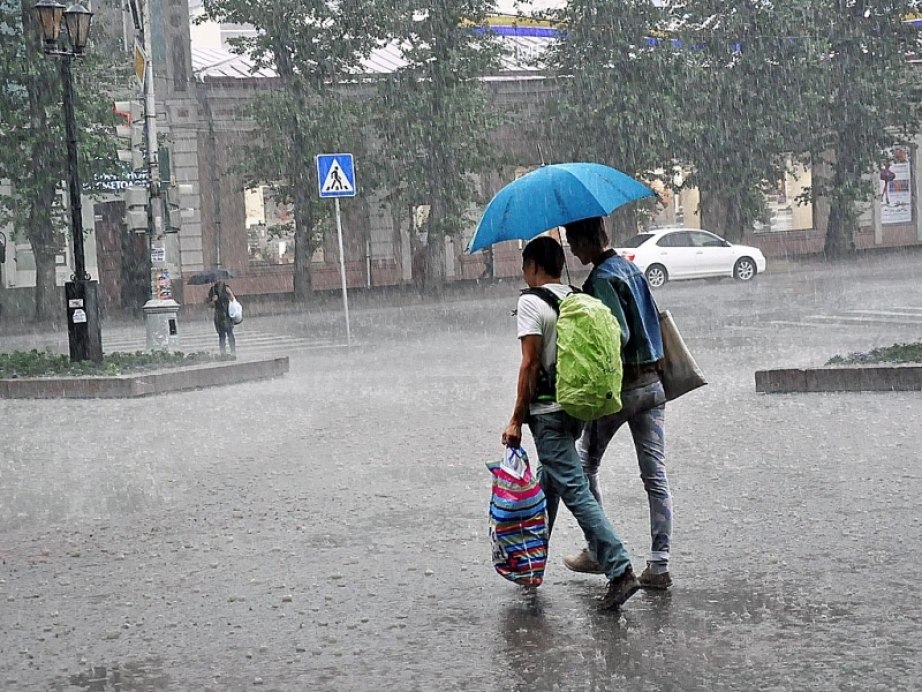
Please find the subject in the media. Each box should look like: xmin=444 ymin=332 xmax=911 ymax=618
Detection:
xmin=564 ymin=216 xmax=609 ymax=246
xmin=522 ymin=236 xmax=565 ymax=277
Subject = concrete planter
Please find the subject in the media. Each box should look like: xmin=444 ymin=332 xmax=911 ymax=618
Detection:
xmin=755 ymin=364 xmax=922 ymax=393
xmin=0 ymin=357 xmax=288 ymax=399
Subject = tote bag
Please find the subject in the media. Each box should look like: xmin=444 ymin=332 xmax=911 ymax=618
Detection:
xmin=658 ymin=309 xmax=707 ymax=401
xmin=228 ymin=299 xmax=243 ymax=325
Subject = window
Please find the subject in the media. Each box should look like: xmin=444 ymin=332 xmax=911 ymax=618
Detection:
xmin=656 ymin=232 xmax=691 ymax=248
xmin=622 ymin=233 xmax=653 ymax=248
xmin=244 ymin=186 xmax=295 ymax=268
xmin=688 ymin=231 xmax=727 ymax=248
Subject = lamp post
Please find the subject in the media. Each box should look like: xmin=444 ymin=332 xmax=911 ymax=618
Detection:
xmin=32 ymin=0 xmax=102 ymax=363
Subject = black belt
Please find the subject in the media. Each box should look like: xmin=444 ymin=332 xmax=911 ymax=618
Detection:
xmin=622 ymin=363 xmax=660 ymax=390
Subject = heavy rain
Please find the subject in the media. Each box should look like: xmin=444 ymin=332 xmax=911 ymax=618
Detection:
xmin=2 ymin=0 xmax=922 ymax=690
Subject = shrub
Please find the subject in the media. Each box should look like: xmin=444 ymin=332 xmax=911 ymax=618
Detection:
xmin=0 ymin=350 xmax=218 ymax=379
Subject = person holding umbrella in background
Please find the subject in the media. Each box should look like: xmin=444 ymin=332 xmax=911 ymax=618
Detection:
xmin=206 ymin=279 xmax=237 ymax=357
xmin=189 ymin=268 xmax=238 ymax=357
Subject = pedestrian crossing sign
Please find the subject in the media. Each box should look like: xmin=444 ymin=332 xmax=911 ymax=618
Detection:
xmin=316 ymin=153 xmax=356 ymax=198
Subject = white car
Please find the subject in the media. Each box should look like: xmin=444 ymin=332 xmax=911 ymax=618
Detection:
xmin=616 ymin=228 xmax=767 ymax=288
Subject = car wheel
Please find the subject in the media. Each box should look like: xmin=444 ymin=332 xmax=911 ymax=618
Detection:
xmin=733 ymin=257 xmax=757 ymax=281
xmin=645 ymin=264 xmax=668 ymax=289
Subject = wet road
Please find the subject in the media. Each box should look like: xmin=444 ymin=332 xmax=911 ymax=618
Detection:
xmin=2 ymin=254 xmax=922 ymax=690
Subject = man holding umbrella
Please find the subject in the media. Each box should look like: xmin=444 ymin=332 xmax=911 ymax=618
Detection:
xmin=470 ymin=162 xmax=659 ymax=604
xmin=503 ymin=236 xmax=640 ymax=612
xmin=563 ymin=216 xmax=673 ymax=590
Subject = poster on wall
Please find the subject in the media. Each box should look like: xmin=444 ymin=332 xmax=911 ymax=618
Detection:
xmin=881 ymin=146 xmax=912 ymax=225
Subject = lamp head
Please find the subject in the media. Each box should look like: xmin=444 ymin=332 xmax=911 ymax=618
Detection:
xmin=32 ymin=0 xmax=65 ymax=51
xmin=63 ymin=3 xmax=93 ymax=55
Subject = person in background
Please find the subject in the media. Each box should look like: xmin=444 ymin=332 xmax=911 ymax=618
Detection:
xmin=207 ymin=280 xmax=236 ymax=356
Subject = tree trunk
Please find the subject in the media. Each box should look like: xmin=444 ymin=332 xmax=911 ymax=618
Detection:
xmin=425 ymin=181 xmax=448 ymax=294
xmin=608 ymin=205 xmax=637 ymax=245
xmin=699 ymin=189 xmax=725 ymax=237
xmin=824 ymin=192 xmax=857 ymax=257
xmin=389 ymin=199 xmax=405 ymax=280
xmin=22 ymin=7 xmax=63 ymax=323
xmin=32 ymin=244 xmax=61 ymax=323
xmin=293 ymin=193 xmax=315 ymax=302
xmin=824 ymin=152 xmax=859 ymax=258
xmin=28 ymin=182 xmax=64 ymax=323
xmin=698 ymin=188 xmax=746 ymax=241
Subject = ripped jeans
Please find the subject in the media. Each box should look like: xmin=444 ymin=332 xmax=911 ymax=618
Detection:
xmin=576 ymin=379 xmax=671 ymax=568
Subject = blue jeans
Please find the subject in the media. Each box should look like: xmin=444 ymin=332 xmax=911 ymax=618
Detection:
xmin=577 ymin=380 xmax=671 ymax=568
xmin=528 ymin=410 xmax=633 ymax=580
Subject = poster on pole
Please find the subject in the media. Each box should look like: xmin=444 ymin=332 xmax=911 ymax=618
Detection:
xmin=880 ymin=145 xmax=912 ymax=225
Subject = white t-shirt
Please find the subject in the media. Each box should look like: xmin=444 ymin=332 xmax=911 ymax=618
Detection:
xmin=516 ymin=283 xmax=572 ymax=415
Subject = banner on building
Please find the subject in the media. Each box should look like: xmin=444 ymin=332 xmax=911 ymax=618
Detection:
xmin=881 ymin=146 xmax=912 ymax=226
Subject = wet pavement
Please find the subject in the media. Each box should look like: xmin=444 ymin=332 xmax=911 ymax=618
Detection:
xmin=2 ymin=254 xmax=922 ymax=690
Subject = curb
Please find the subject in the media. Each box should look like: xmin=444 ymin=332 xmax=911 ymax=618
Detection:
xmin=0 ymin=357 xmax=289 ymax=399
xmin=755 ymin=364 xmax=922 ymax=393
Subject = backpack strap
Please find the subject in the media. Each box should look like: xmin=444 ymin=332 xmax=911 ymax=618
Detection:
xmin=521 ymin=286 xmax=566 ymax=314
xmin=519 ymin=286 xmax=573 ymax=403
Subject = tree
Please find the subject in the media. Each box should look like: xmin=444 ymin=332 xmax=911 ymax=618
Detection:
xmin=0 ymin=0 xmax=123 ymax=320
xmin=670 ymin=0 xmax=827 ymax=242
xmin=369 ymin=0 xmax=506 ymax=292
xmin=200 ymin=0 xmax=391 ymax=300
xmin=805 ymin=1 xmax=922 ymax=256
xmin=544 ymin=0 xmax=682 ymax=241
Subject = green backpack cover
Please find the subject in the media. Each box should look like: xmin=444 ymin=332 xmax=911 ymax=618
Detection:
xmin=525 ymin=288 xmax=623 ymax=421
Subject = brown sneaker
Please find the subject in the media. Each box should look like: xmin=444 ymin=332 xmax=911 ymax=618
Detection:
xmin=598 ymin=567 xmax=640 ymax=612
xmin=563 ymin=548 xmax=603 ymax=574
xmin=638 ymin=564 xmax=672 ymax=590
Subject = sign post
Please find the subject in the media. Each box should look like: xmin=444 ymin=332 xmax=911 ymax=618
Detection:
xmin=316 ymin=153 xmax=357 ymax=345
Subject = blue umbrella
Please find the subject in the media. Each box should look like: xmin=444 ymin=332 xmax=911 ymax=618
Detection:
xmin=467 ymin=163 xmax=656 ymax=253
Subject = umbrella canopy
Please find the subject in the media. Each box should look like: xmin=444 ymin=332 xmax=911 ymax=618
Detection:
xmin=467 ymin=163 xmax=656 ymax=253
xmin=186 ymin=267 xmax=236 ymax=285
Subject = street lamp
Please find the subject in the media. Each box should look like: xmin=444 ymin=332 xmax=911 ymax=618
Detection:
xmin=32 ymin=0 xmax=103 ymax=363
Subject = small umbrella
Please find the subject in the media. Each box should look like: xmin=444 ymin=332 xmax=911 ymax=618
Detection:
xmin=467 ymin=163 xmax=656 ymax=253
xmin=186 ymin=267 xmax=236 ymax=285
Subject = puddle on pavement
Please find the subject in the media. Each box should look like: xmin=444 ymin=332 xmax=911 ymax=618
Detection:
xmin=51 ymin=659 xmax=170 ymax=691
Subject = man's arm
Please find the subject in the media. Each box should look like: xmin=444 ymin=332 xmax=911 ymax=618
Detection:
xmin=503 ymin=334 xmax=542 ymax=448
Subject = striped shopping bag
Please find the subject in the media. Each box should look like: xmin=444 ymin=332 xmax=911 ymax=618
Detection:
xmin=487 ymin=446 xmax=548 ymax=587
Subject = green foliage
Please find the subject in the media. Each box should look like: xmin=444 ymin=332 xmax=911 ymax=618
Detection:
xmin=670 ymin=1 xmax=826 ymax=239
xmin=544 ymin=1 xmax=922 ymax=248
xmin=201 ymin=0 xmax=392 ymax=297
xmin=826 ymin=342 xmax=922 ymax=366
xmin=368 ymin=0 xmax=507 ymax=290
xmin=0 ymin=1 xmax=132 ymax=318
xmin=0 ymin=349 xmax=217 ymax=379
xmin=546 ymin=0 xmax=680 ymax=176
xmin=804 ymin=1 xmax=922 ymax=256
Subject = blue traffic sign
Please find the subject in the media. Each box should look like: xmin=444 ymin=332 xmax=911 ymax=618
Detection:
xmin=316 ymin=153 xmax=356 ymax=198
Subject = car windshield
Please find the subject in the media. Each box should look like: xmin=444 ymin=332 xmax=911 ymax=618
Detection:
xmin=622 ymin=233 xmax=653 ymax=248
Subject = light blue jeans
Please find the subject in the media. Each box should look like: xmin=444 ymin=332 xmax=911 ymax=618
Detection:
xmin=528 ymin=410 xmax=633 ymax=580
xmin=577 ymin=380 xmax=672 ymax=568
